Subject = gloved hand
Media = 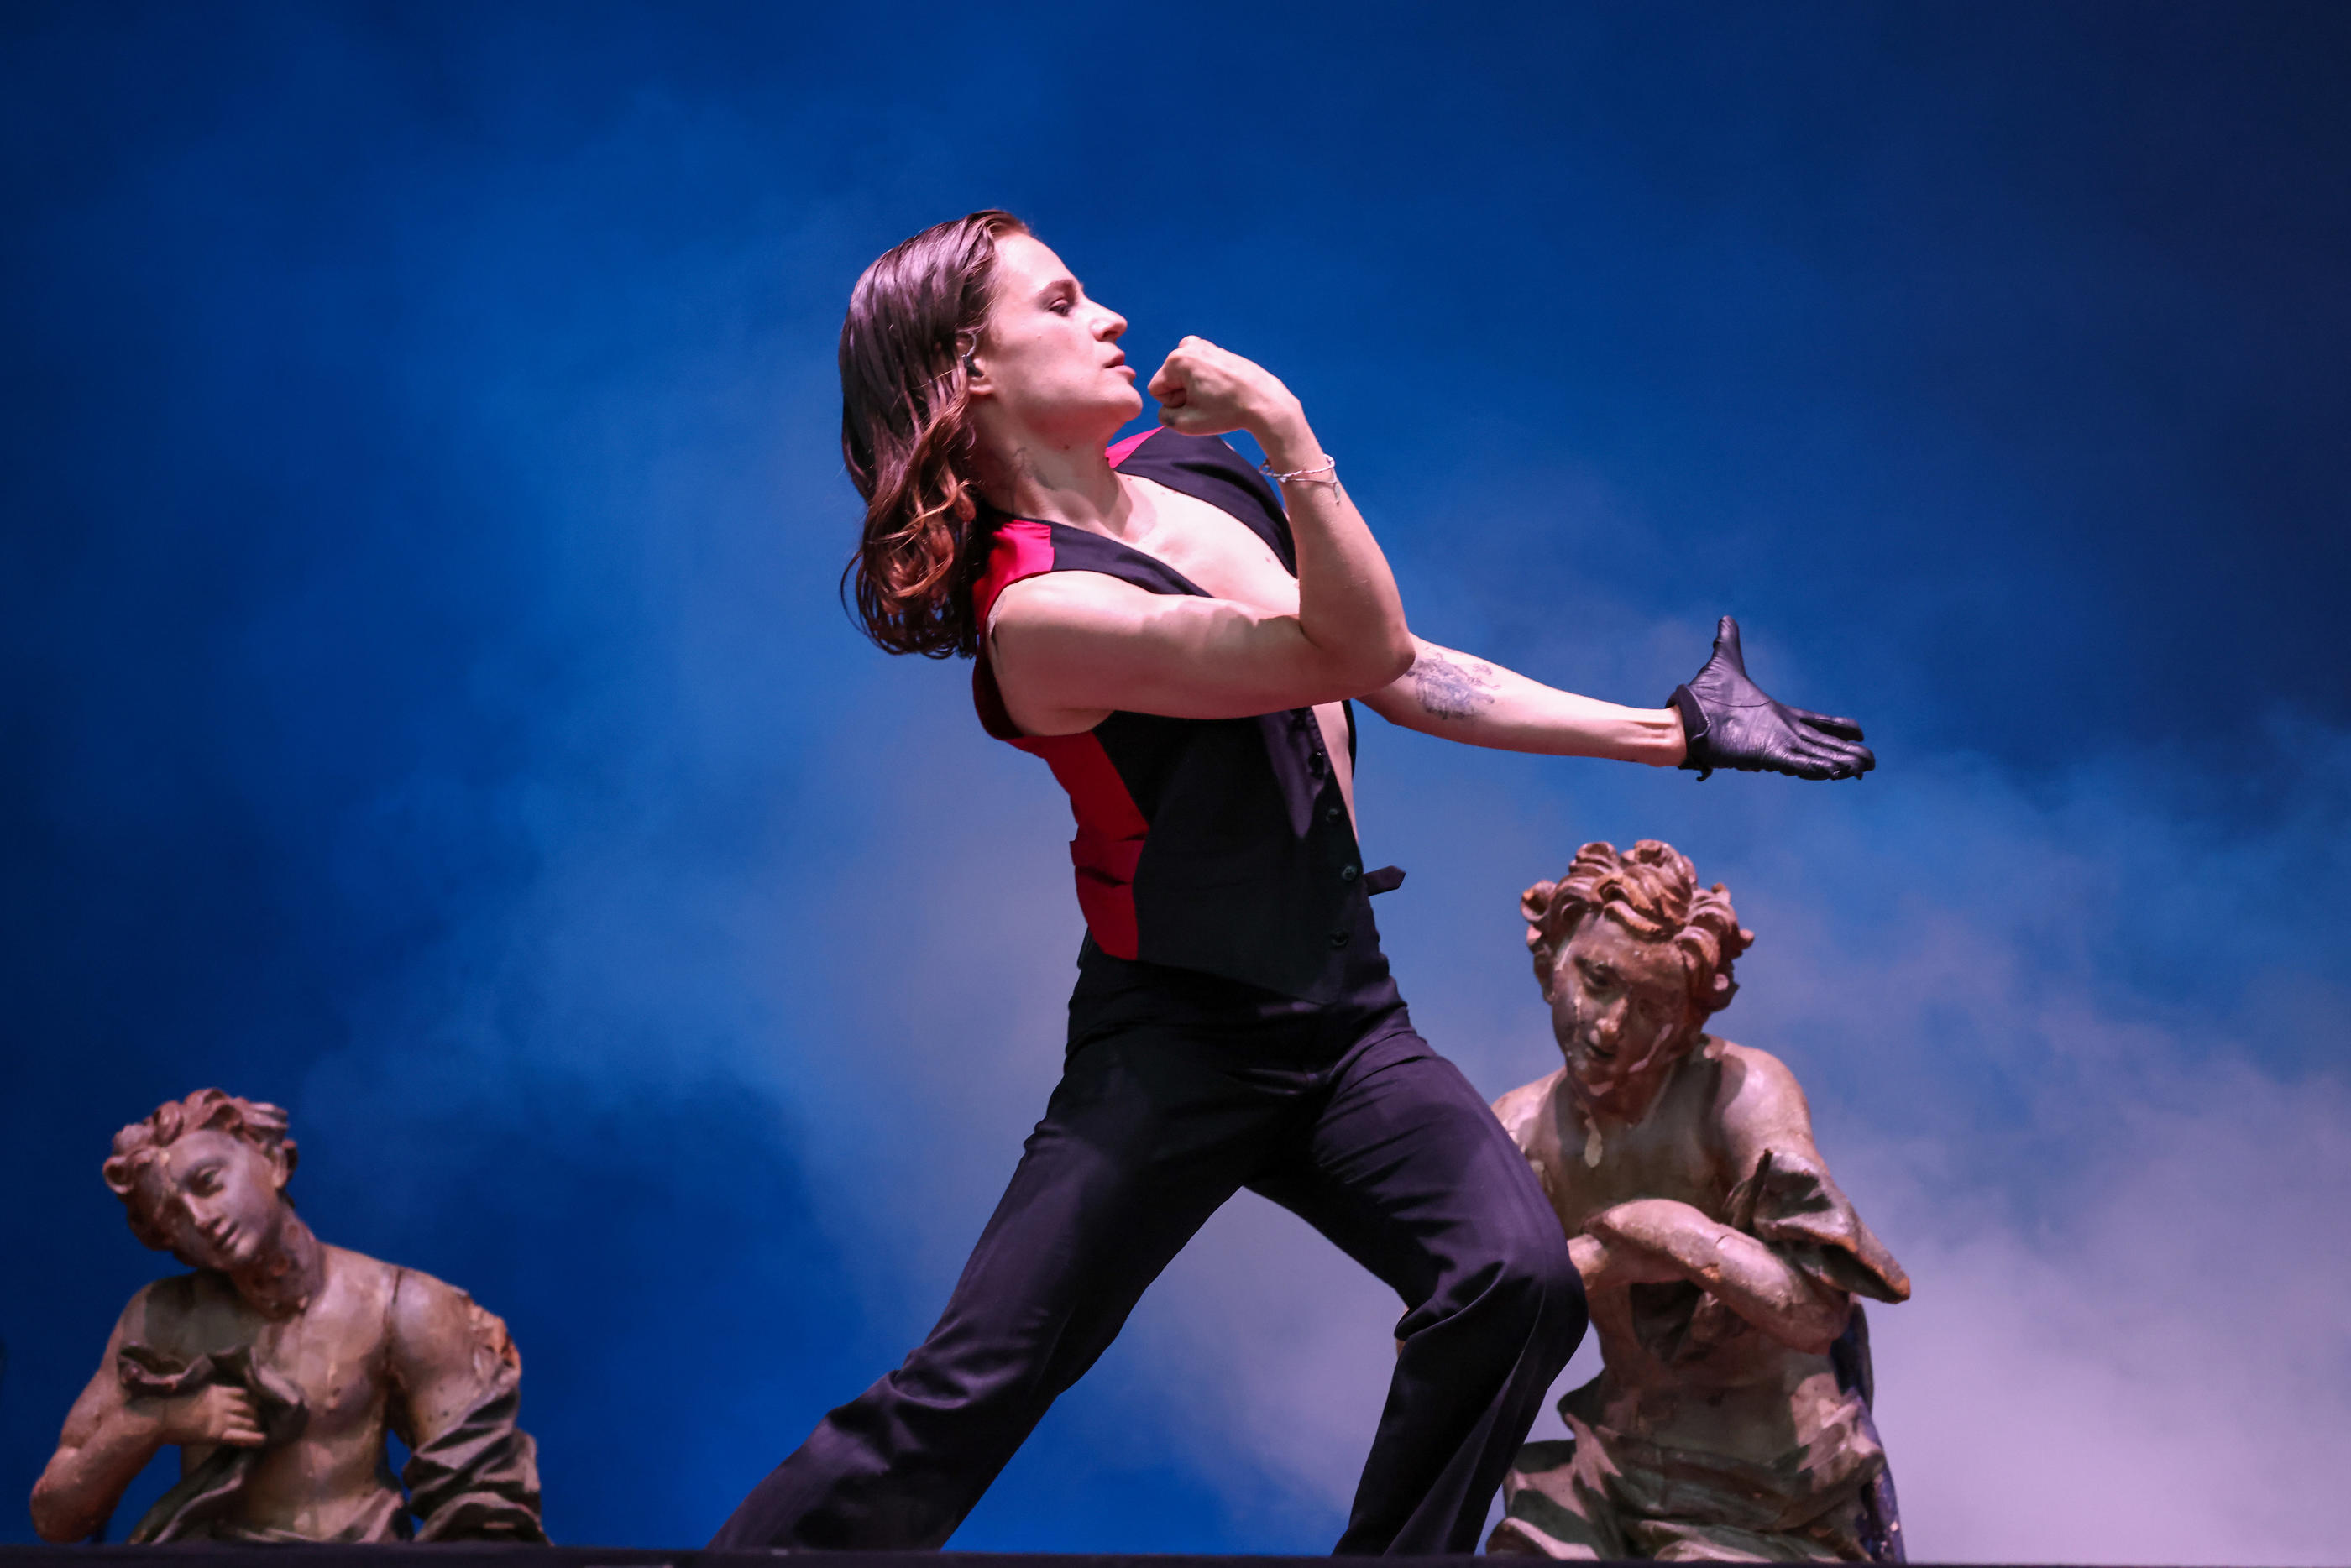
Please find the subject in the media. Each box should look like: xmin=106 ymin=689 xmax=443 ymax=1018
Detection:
xmin=1668 ymin=618 xmax=1875 ymax=781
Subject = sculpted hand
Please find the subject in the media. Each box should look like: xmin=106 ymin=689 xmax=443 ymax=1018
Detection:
xmin=148 ymin=1384 xmax=266 ymax=1448
xmin=1148 ymin=336 xmax=1305 ymax=447
xmin=1670 ymin=617 xmax=1875 ymax=781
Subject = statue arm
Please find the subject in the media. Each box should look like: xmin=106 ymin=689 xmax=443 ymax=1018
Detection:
xmin=29 ymin=1294 xmax=262 ymax=1542
xmin=30 ymin=1315 xmax=154 ymax=1543
xmin=387 ymin=1272 xmax=500 ymax=1450
xmin=387 ymin=1271 xmax=544 ymax=1542
xmin=1710 ymin=1041 xmax=1911 ymax=1302
xmin=1584 ymin=1197 xmax=1853 ymax=1353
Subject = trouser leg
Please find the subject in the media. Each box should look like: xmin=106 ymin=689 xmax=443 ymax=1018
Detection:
xmin=709 ymin=1027 xmax=1277 ymax=1550
xmin=1249 ymin=1030 xmax=1587 ymax=1556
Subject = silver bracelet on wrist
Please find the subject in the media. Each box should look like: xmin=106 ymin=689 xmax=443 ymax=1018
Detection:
xmin=1259 ymin=453 xmax=1339 ymax=485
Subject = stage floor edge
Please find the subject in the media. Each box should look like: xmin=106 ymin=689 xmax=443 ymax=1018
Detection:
xmin=0 ymin=1552 xmax=2233 ymax=1568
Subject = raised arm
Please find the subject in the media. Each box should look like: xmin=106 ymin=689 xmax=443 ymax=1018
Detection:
xmin=988 ymin=338 xmax=1416 ymax=729
xmin=30 ymin=1294 xmax=264 ymax=1543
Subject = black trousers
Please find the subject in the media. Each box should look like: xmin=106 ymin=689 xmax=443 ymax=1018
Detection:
xmin=711 ymin=935 xmax=1585 ymax=1555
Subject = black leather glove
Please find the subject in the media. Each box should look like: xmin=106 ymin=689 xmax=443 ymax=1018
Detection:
xmin=1668 ymin=617 xmax=1875 ymax=781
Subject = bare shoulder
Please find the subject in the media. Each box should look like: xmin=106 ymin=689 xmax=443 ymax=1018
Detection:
xmin=387 ymin=1261 xmax=471 ymax=1337
xmin=1703 ymin=1038 xmax=1820 ymax=1152
xmin=324 ymin=1242 xmax=401 ymax=1288
xmin=388 ymin=1265 xmax=518 ymax=1382
xmin=115 ymin=1273 xmax=202 ymax=1350
xmin=1490 ymin=1068 xmax=1563 ymax=1152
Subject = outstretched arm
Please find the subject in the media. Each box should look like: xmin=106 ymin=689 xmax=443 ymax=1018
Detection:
xmin=1362 ymin=617 xmax=1873 ymax=781
xmin=1360 ymin=638 xmax=1688 ymax=764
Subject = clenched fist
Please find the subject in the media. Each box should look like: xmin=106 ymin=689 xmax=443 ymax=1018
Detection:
xmin=1147 ymin=336 xmax=1304 ymax=444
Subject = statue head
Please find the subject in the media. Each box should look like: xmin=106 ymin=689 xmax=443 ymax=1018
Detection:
xmin=1521 ymin=840 xmax=1753 ymax=1116
xmin=102 ymin=1090 xmax=299 ymax=1273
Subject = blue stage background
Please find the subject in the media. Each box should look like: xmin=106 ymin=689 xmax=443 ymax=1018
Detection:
xmin=3 ymin=3 xmax=2347 ymax=1559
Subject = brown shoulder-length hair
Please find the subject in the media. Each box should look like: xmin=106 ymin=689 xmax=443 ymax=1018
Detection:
xmin=839 ymin=209 xmax=1029 ymax=658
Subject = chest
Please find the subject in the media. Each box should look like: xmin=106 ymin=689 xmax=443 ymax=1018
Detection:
xmin=162 ymin=1277 xmax=390 ymax=1434
xmin=1116 ymin=478 xmax=1301 ymax=612
xmin=1526 ymin=1088 xmax=1731 ymax=1234
xmin=1105 ymin=477 xmax=1358 ymax=803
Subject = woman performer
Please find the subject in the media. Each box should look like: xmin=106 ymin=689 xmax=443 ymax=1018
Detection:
xmin=712 ymin=212 xmax=1874 ymax=1556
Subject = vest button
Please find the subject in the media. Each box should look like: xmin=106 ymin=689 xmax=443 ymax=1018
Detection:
xmin=1307 ymin=751 xmax=1327 ymax=776
xmin=1323 ymin=803 xmax=1343 ymax=823
xmin=1329 ymin=928 xmax=1351 ymax=948
xmin=1340 ymin=863 xmax=1359 ymax=882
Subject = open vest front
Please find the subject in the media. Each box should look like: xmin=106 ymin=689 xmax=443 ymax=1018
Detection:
xmin=970 ymin=430 xmax=1384 ymax=1002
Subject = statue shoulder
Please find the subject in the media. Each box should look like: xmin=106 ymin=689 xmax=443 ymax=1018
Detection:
xmin=116 ymin=1273 xmax=204 ymax=1346
xmin=1490 ymin=1068 xmax=1564 ymax=1153
xmin=385 ymin=1262 xmax=471 ymax=1336
xmin=386 ymin=1265 xmax=519 ymax=1384
xmin=1702 ymin=1037 xmax=1822 ymax=1162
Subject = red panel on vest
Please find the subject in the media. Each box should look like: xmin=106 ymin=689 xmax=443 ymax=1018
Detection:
xmin=1022 ymin=732 xmax=1146 ymax=959
xmin=969 ymin=508 xmax=1149 ymax=957
xmin=973 ymin=517 xmax=1056 ymax=631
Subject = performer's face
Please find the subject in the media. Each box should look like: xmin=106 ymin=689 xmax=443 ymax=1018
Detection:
xmin=146 ymin=1129 xmax=289 ymax=1273
xmin=971 ymin=233 xmax=1141 ymax=441
xmin=1545 ymin=914 xmax=1699 ymax=1114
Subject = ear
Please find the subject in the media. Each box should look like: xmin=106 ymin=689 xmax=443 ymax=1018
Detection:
xmin=961 ymin=337 xmax=994 ymax=400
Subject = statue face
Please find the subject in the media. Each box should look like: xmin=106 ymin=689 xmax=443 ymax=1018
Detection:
xmin=1545 ymin=912 xmax=1701 ymax=1116
xmin=145 ymin=1129 xmax=289 ymax=1273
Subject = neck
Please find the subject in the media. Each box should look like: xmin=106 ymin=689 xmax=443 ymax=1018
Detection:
xmin=976 ymin=423 xmax=1128 ymax=531
xmin=1570 ymin=1044 xmax=1696 ymax=1132
xmin=228 ymin=1211 xmax=325 ymax=1319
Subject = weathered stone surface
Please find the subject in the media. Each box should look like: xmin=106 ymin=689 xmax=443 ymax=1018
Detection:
xmin=1487 ymin=841 xmax=1909 ymax=1563
xmin=29 ymin=1090 xmax=545 ymax=1544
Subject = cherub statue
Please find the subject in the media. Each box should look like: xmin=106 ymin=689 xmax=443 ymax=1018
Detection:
xmin=29 ymin=1090 xmax=546 ymax=1544
xmin=1485 ymin=842 xmax=1911 ymax=1562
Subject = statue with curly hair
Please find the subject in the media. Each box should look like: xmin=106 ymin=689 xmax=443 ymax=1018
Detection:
xmin=1486 ymin=842 xmax=1913 ymax=1563
xmin=29 ymin=1090 xmax=546 ymax=1544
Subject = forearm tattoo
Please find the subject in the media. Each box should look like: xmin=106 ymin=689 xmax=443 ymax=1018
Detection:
xmin=1410 ymin=648 xmax=1500 ymax=720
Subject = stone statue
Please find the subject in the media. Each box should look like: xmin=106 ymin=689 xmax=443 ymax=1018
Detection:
xmin=1485 ymin=842 xmax=1911 ymax=1562
xmin=29 ymin=1090 xmax=546 ymax=1544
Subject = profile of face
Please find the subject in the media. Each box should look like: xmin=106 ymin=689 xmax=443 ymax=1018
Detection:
xmin=1542 ymin=912 xmax=1703 ymax=1116
xmin=970 ymin=232 xmax=1140 ymax=442
xmin=139 ymin=1128 xmax=291 ymax=1273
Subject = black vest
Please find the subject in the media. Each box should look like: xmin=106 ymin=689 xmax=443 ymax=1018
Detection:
xmin=971 ymin=431 xmax=1390 ymax=1002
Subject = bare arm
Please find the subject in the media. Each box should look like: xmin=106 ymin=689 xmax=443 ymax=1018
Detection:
xmin=1359 ymin=638 xmax=1688 ymax=765
xmin=990 ymin=338 xmax=1415 ymax=729
xmin=30 ymin=1299 xmax=263 ymax=1542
